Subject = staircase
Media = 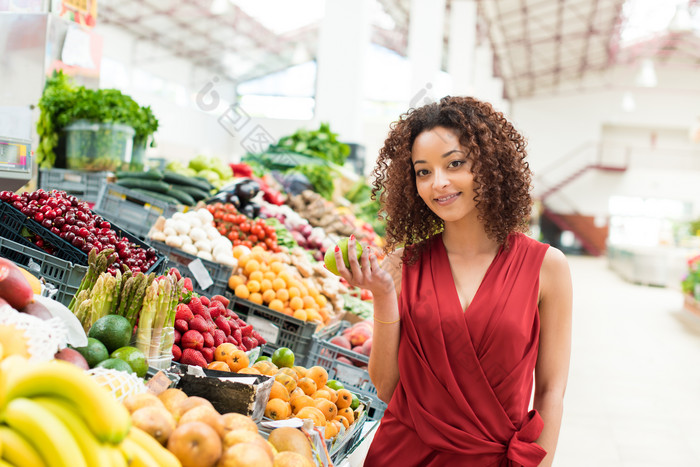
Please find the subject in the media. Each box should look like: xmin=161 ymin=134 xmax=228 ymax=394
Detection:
xmin=537 ymin=145 xmax=628 ymax=256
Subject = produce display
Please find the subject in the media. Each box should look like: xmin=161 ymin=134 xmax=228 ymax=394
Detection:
xmin=172 ymin=289 xmax=266 ymax=367
xmin=149 ymin=208 xmax=238 ymax=267
xmin=208 ymin=202 xmax=281 ymax=251
xmin=0 ymin=189 xmax=160 ymax=273
xmin=166 ymin=155 xmax=235 ymax=191
xmin=114 ymin=169 xmax=214 ymax=206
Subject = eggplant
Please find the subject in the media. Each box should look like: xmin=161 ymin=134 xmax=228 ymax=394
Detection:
xmin=226 ymin=193 xmax=241 ymax=208
xmin=241 ymin=204 xmax=256 ymax=218
xmin=235 ymin=180 xmax=260 ymax=203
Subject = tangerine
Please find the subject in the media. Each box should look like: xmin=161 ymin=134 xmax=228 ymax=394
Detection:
xmin=265 ymin=399 xmax=291 ymax=420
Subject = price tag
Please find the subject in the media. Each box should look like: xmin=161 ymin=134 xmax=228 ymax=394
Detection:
xmin=188 ymin=258 xmax=213 ymax=290
xmin=145 ymin=371 xmax=173 ymax=395
xmin=246 ymin=315 xmax=279 ymax=344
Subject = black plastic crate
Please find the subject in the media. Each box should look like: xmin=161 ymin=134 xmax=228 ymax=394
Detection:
xmin=38 ymin=169 xmax=110 ymax=204
xmin=94 ymin=184 xmax=182 ymax=240
xmin=328 ymin=393 xmax=372 ymax=462
xmin=308 ymin=321 xmax=386 ymax=420
xmin=150 ymin=241 xmax=233 ymax=297
xmin=0 ymin=200 xmax=166 ymax=275
xmin=0 ymin=236 xmax=88 ymax=307
xmin=223 ymin=294 xmax=323 ymax=363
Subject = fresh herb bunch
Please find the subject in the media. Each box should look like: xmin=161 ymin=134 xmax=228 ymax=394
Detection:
xmin=36 ymin=71 xmax=159 ymax=168
xmin=277 ymin=122 xmax=351 ymax=165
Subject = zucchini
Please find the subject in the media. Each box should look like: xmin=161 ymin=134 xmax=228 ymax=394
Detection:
xmin=162 ymin=171 xmax=212 ymax=192
xmin=165 ymin=188 xmax=196 ymax=206
xmin=115 ymin=169 xmax=163 ymax=180
xmin=171 ymin=184 xmax=210 ymax=201
xmin=130 ymin=189 xmax=181 ymax=205
xmin=116 ymin=178 xmax=171 ymax=193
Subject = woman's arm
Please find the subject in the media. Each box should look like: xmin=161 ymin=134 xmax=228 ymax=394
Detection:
xmin=533 ymin=247 xmax=572 ymax=467
xmin=333 ymin=241 xmax=403 ymax=403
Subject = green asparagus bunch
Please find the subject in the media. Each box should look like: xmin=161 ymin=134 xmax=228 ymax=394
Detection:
xmin=135 ymin=272 xmax=184 ymax=359
xmin=68 ymin=248 xmax=116 ymax=312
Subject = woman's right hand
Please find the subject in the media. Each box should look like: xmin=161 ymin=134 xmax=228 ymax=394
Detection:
xmin=331 ymin=236 xmax=396 ymax=300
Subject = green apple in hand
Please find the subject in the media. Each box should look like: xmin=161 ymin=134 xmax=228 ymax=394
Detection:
xmin=324 ymin=237 xmax=363 ymax=276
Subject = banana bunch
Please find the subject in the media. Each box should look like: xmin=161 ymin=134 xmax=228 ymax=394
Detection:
xmin=0 ymin=356 xmax=180 ymax=467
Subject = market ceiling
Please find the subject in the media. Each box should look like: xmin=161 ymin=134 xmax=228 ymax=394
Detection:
xmin=98 ymin=0 xmax=700 ymax=99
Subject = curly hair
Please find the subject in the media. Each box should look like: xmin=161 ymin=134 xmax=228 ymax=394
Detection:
xmin=371 ymin=96 xmax=533 ymax=264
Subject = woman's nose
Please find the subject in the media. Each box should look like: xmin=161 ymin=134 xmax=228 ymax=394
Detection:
xmin=432 ymin=169 xmax=448 ymax=188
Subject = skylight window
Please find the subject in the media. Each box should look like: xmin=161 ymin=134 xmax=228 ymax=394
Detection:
xmin=619 ymin=0 xmax=699 ymax=46
xmin=230 ymin=0 xmax=325 ymax=35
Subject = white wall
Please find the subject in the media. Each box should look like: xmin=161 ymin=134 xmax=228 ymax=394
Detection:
xmin=511 ymin=65 xmax=700 ymax=217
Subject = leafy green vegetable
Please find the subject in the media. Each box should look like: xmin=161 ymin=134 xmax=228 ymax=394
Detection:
xmin=264 ymin=217 xmax=297 ymax=249
xmin=36 ymin=71 xmax=159 ymax=168
xmin=277 ymin=122 xmax=350 ymax=166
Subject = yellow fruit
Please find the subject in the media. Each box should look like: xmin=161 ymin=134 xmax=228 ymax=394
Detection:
xmin=262 ymin=289 xmax=277 ymax=304
xmin=289 ymin=297 xmax=303 ymax=311
xmin=265 ymin=399 xmax=291 ymax=420
xmin=276 ymin=288 xmax=290 ymax=302
xmin=245 ymin=259 xmax=261 ymax=275
xmin=249 ymin=271 xmax=264 ymax=283
xmin=269 ymin=299 xmax=284 ymax=312
xmin=247 ymin=280 xmax=261 ymax=293
xmin=294 ymin=406 xmax=326 ymax=427
xmin=269 ymin=381 xmax=290 ymax=402
xmin=260 ymin=279 xmax=273 ymax=292
xmin=228 ymin=274 xmax=245 ymax=290
xmin=235 ymin=284 xmax=250 ymax=299
xmin=292 ymin=309 xmax=307 ymax=321
xmin=249 ymin=292 xmax=263 ymax=305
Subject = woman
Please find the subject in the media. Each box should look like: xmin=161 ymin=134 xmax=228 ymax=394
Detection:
xmin=332 ymin=96 xmax=572 ymax=467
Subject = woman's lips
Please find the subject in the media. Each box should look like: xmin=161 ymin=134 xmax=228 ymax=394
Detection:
xmin=434 ymin=193 xmax=461 ymax=206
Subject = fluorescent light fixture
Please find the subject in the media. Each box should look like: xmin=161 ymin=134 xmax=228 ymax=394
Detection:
xmin=668 ymin=3 xmax=693 ymax=33
xmin=622 ymin=92 xmax=636 ymax=112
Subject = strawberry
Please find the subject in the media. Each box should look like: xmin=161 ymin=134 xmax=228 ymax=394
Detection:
xmin=211 ymin=294 xmax=230 ymax=308
xmin=202 ymin=331 xmax=215 ymax=348
xmin=227 ymin=309 xmax=238 ymax=320
xmin=226 ymin=335 xmax=237 ymax=345
xmin=209 ymin=301 xmax=226 ymax=319
xmin=235 ymin=318 xmax=247 ymax=328
xmin=175 ymin=303 xmax=194 ymax=322
xmin=183 ymin=277 xmax=193 ymax=292
xmin=174 ymin=319 xmax=189 ymax=333
xmin=228 ymin=318 xmax=240 ymax=330
xmin=241 ymin=324 xmax=254 ymax=338
xmin=215 ymin=316 xmax=231 ymax=336
xmin=187 ymin=296 xmax=205 ymax=317
xmin=241 ymin=336 xmax=258 ymax=351
xmin=180 ymin=348 xmax=207 ymax=367
xmin=251 ymin=331 xmax=266 ymax=345
xmin=172 ymin=344 xmax=182 ymax=361
xmin=181 ymin=330 xmax=204 ymax=351
xmin=169 ymin=267 xmax=182 ymax=281
xmin=208 ymin=306 xmax=222 ymax=320
xmin=200 ymin=295 xmax=210 ymax=307
xmin=189 ymin=316 xmax=209 ymax=333
xmin=213 ymin=329 xmax=226 ymax=347
xmin=238 ymin=343 xmax=247 ymax=352
xmin=174 ymin=329 xmax=181 ymax=345
xmin=201 ymin=347 xmax=214 ymax=363
xmin=232 ymin=328 xmax=242 ymax=344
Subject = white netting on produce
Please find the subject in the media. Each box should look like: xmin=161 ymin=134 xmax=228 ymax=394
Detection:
xmin=87 ymin=367 xmax=147 ymax=403
xmin=0 ymin=305 xmax=68 ymax=361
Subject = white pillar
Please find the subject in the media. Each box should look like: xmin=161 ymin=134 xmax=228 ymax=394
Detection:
xmin=448 ymin=0 xmax=477 ymax=96
xmin=315 ymin=0 xmax=371 ymax=143
xmin=407 ymin=0 xmax=447 ymax=107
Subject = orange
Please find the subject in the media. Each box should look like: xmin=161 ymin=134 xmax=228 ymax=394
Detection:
xmin=232 ymin=245 xmax=249 ymax=259
xmin=281 ymin=307 xmax=293 ymax=317
xmin=292 ymin=309 xmax=307 ymax=321
xmin=272 ymin=278 xmax=286 ymax=291
xmin=207 ymin=361 xmax=230 ymax=372
xmin=270 ymin=262 xmax=285 ymax=274
xmin=313 ymin=399 xmax=337 ymax=421
xmin=297 ymin=377 xmax=317 ymax=396
xmin=237 ymin=254 xmax=251 ymax=269
xmin=278 ymin=271 xmax=293 ymax=285
xmin=302 ymin=296 xmax=316 ymax=310
xmin=248 ymin=270 xmax=263 ymax=282
xmin=268 ymin=299 xmax=284 ymax=312
xmin=324 ymin=387 xmax=338 ymax=404
xmin=263 ymin=271 xmax=277 ymax=281
xmin=338 ymin=407 xmax=354 ymax=425
xmin=234 ymin=284 xmax=250 ymax=299
xmin=334 ymin=415 xmax=349 ymax=430
xmin=335 ymin=389 xmax=352 ymax=409
xmin=214 ymin=343 xmax=238 ymax=362
xmin=237 ymin=367 xmax=261 ymax=375
xmin=324 ymin=421 xmax=339 ymax=440
xmin=289 ymin=296 xmax=304 ymax=311
xmin=289 ymin=387 xmax=305 ymax=401
xmin=308 ymin=287 xmax=320 ymax=297
xmin=330 ymin=419 xmax=344 ymax=436
xmin=277 ymin=367 xmax=299 ymax=381
xmin=306 ymin=309 xmax=322 ymax=323
xmin=275 ymin=288 xmax=289 ymax=302
xmin=293 ymin=366 xmax=307 ymax=378
xmin=288 ymin=287 xmax=301 ymax=299
xmin=275 ymin=373 xmax=297 ymax=393
xmin=265 ymin=399 xmax=291 ymax=420
xmin=314 ymin=295 xmax=327 ymax=307
xmin=226 ymin=349 xmax=249 ymax=372
xmin=295 ymin=406 xmax=326 ymax=427
xmin=306 ymin=366 xmax=328 ymax=389
xmin=228 ymin=274 xmax=245 ymax=290
xmin=290 ymin=395 xmax=315 ymax=414
xmin=260 ymin=279 xmax=273 ymax=292
xmin=247 ymin=280 xmax=261 ymax=293
xmin=244 ymin=259 xmax=261 ymax=275
xmin=269 ymin=381 xmax=290 ymax=402
xmin=262 ymin=289 xmax=277 ymax=304
xmin=249 ymin=292 xmax=263 ymax=305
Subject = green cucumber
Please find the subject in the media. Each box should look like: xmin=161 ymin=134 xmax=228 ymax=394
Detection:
xmin=171 ymin=184 xmax=210 ymax=201
xmin=115 ymin=169 xmax=163 ymax=180
xmin=130 ymin=189 xmax=181 ymax=205
xmin=116 ymin=178 xmax=171 ymax=193
xmin=162 ymin=171 xmax=212 ymax=192
xmin=165 ymin=189 xmax=196 ymax=206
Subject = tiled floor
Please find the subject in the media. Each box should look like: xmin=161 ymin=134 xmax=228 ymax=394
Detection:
xmin=349 ymin=255 xmax=700 ymax=466
xmin=556 ymin=255 xmax=700 ymax=467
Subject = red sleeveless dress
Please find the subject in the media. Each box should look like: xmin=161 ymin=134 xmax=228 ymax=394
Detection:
xmin=364 ymin=233 xmax=548 ymax=467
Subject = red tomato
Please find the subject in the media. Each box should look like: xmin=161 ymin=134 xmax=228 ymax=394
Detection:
xmin=240 ymin=223 xmax=251 ymax=233
xmin=248 ymin=235 xmax=258 ymax=244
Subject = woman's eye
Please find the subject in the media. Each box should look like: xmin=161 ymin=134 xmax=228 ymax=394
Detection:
xmin=415 ymin=169 xmax=428 ymax=177
xmin=449 ymin=160 xmax=465 ymax=168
